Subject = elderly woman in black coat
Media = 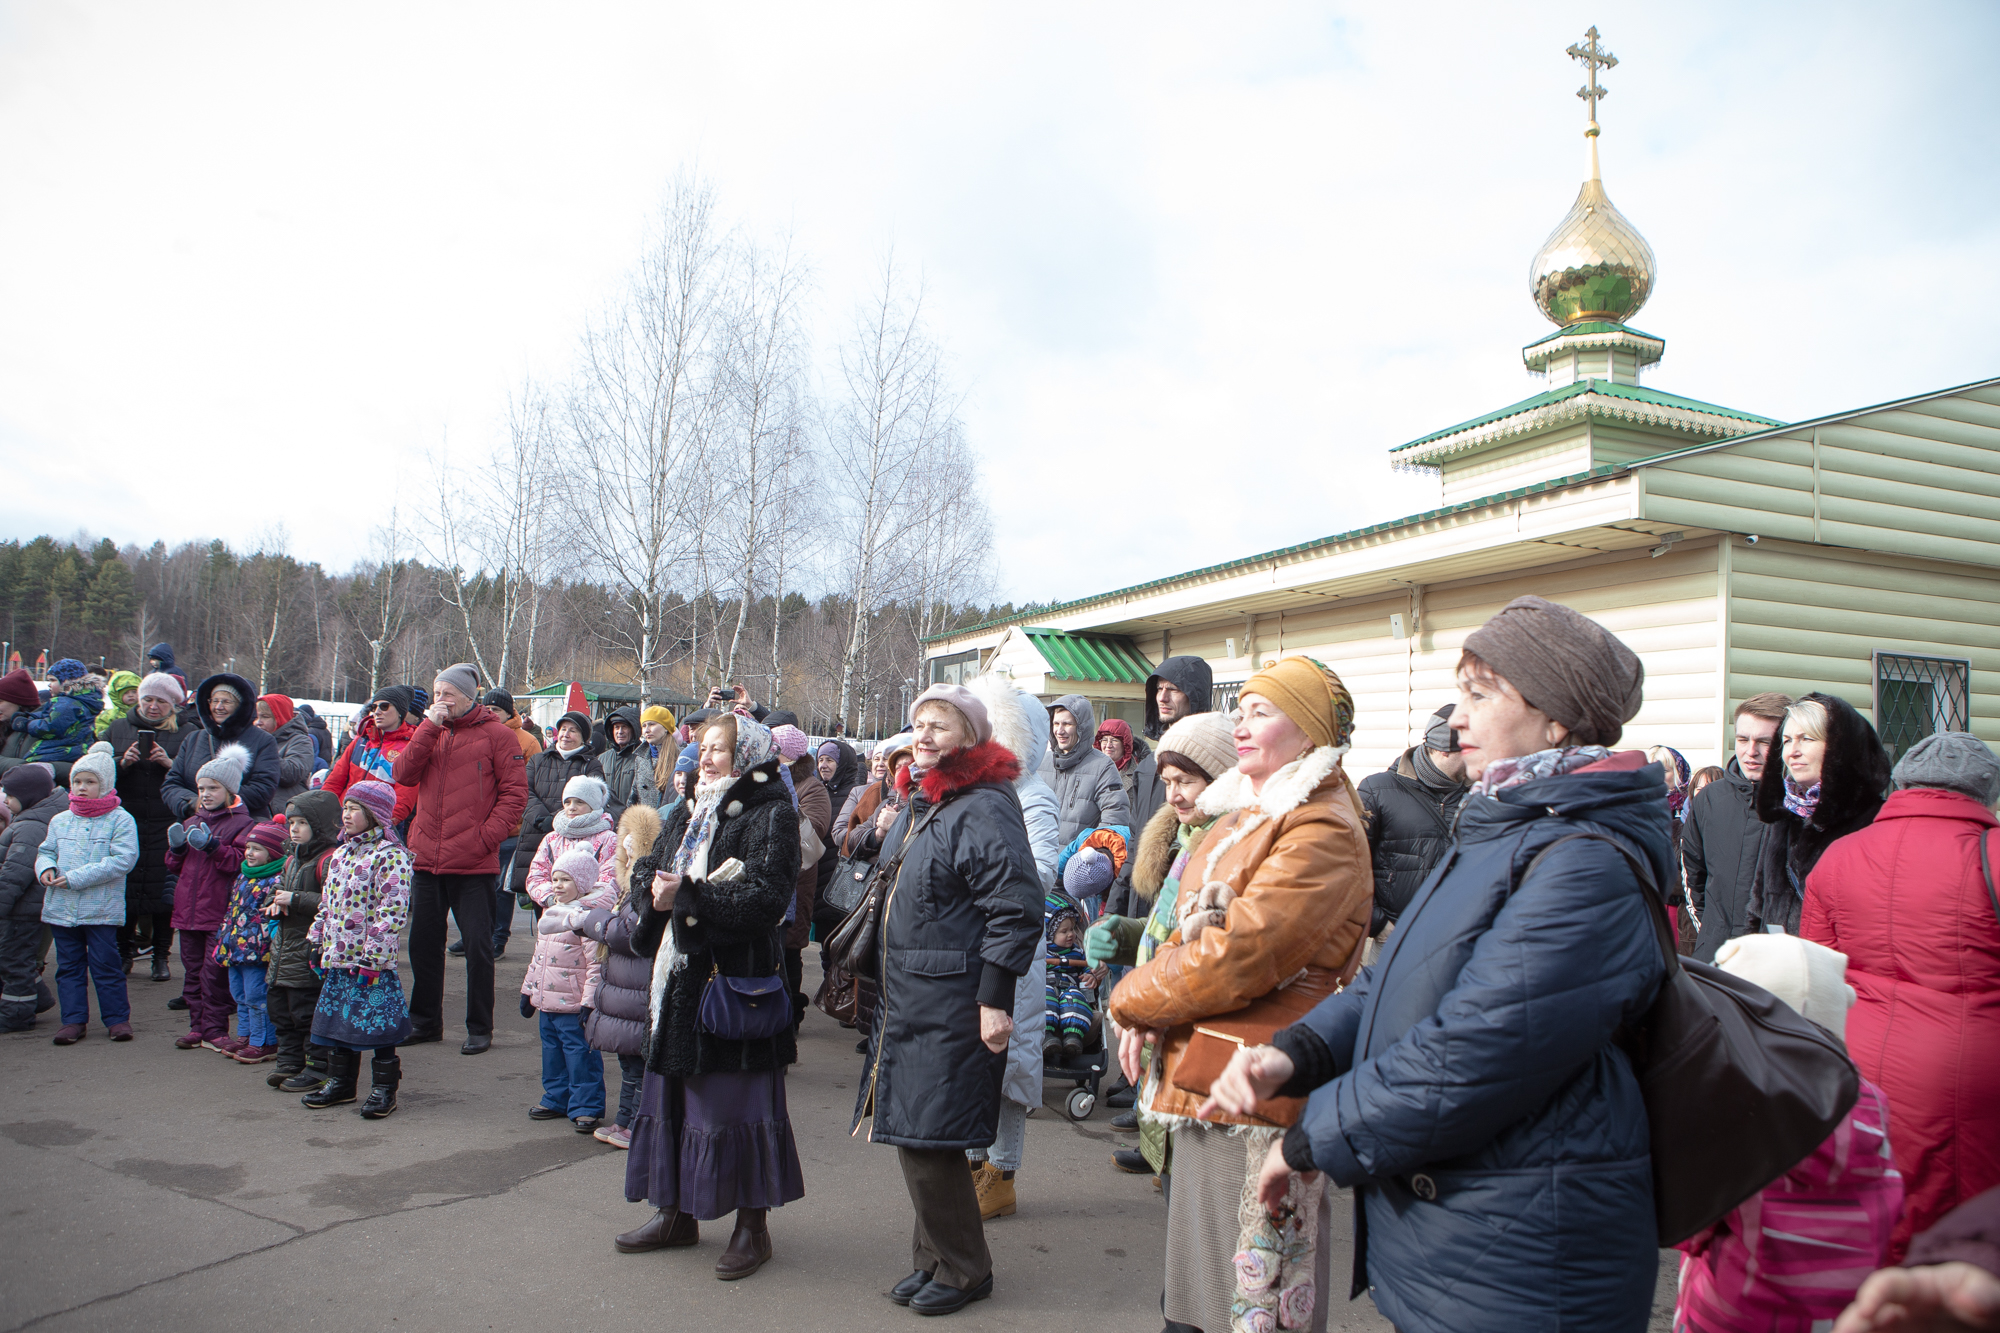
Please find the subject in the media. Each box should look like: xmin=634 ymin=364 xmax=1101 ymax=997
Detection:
xmin=614 ymin=713 xmax=802 ymax=1281
xmin=855 ymin=684 xmax=1043 ymax=1317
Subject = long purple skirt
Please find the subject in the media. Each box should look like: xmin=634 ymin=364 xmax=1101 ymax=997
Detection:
xmin=624 ymin=1067 xmax=805 ymax=1221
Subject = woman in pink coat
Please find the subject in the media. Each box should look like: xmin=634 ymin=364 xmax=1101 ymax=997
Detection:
xmin=1803 ymin=732 xmax=2000 ymax=1261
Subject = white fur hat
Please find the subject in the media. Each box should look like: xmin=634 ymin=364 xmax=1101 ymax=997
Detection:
xmin=562 ymin=774 xmax=609 ymax=813
xmin=1714 ymin=934 xmax=1856 ymax=1042
xmin=197 ymin=742 xmax=252 ymax=795
xmin=70 ymin=741 xmax=117 ymax=793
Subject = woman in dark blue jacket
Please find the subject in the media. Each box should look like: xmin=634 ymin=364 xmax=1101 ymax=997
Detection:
xmin=1204 ymin=596 xmax=1670 ymax=1333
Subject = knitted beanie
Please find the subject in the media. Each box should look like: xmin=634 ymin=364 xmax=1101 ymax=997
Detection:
xmin=259 ymin=693 xmax=295 ymax=729
xmin=556 ymin=711 xmax=593 ymax=746
xmin=436 ymin=663 xmax=480 ymax=702
xmin=818 ymin=739 xmax=843 ymax=760
xmin=1714 ymin=934 xmax=1855 ymax=1043
xmin=484 ymin=689 xmax=517 ymax=718
xmin=1891 ymin=731 xmax=2000 ymax=805
xmin=1 ymin=764 xmax=55 ymax=808
xmin=70 ymin=741 xmax=117 ymax=792
xmin=48 ymin=658 xmax=88 ymax=684
xmin=341 ymin=780 xmax=398 ymax=836
xmin=641 ymin=705 xmax=676 ymax=729
xmin=409 ymin=687 xmax=431 ymax=715
xmin=0 ymin=668 xmax=40 ymax=710
xmin=1461 ymin=596 xmax=1644 ymax=748
xmin=1153 ymin=712 xmax=1239 ymax=784
xmin=1240 ymin=656 xmax=1356 ymax=751
xmin=245 ymin=818 xmax=288 ymax=856
xmin=1064 ymin=845 xmax=1115 ymax=897
xmin=368 ymin=684 xmax=416 ymax=721
xmin=562 ymin=774 xmax=609 ymax=813
xmin=771 ymin=724 xmax=811 ymax=762
xmin=197 ymin=743 xmax=252 ymax=795
xmin=138 ymin=672 xmax=186 ymax=706
xmin=908 ymin=684 xmax=992 ymax=746
xmin=553 ymin=846 xmax=603 ymax=892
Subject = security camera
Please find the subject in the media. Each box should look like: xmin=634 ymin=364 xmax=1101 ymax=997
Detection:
xmin=1745 ymin=534 xmax=1760 ymax=544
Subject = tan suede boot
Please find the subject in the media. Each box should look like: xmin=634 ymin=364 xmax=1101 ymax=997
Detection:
xmin=974 ymin=1165 xmax=1016 ymax=1220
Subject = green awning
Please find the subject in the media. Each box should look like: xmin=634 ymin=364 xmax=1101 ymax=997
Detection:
xmin=1024 ymin=629 xmax=1153 ymax=685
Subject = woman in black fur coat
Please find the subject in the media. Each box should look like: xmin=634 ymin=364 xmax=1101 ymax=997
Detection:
xmin=1747 ymin=691 xmax=1890 ymax=934
xmin=612 ymin=713 xmax=802 ymax=1280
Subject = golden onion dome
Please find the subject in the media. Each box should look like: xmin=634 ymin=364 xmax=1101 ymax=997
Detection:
xmin=1529 ymin=173 xmax=1656 ymax=326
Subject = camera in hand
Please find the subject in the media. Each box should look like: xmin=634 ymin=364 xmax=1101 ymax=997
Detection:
xmin=135 ymin=729 xmax=157 ymax=751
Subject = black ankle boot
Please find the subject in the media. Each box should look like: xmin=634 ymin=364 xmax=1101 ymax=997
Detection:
xmin=302 ymin=1050 xmax=359 ymax=1108
xmin=359 ymin=1051 xmax=401 ymax=1119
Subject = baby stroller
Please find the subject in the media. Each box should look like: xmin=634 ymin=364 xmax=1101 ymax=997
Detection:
xmin=1042 ymin=887 xmax=1109 ymax=1121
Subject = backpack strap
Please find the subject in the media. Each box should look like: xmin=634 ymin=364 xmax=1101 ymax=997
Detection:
xmin=1981 ymin=828 xmax=2000 ymax=928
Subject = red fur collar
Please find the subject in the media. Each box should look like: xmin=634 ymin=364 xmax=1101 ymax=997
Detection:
xmin=895 ymin=739 xmax=1021 ymax=803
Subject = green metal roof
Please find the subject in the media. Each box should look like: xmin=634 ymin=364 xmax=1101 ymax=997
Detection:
xmin=1520 ymin=321 xmax=1662 ymax=348
xmin=1023 ymin=629 xmax=1154 ymax=684
xmin=1392 ymin=378 xmax=1780 ymax=454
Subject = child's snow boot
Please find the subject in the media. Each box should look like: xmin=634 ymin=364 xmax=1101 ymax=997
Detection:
xmin=358 ymin=1051 xmax=400 ymax=1119
xmin=301 ymin=1049 xmax=359 ymax=1108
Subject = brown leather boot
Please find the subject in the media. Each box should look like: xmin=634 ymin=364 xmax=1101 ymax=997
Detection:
xmin=714 ymin=1208 xmax=771 ymax=1280
xmin=614 ymin=1208 xmax=698 ymax=1253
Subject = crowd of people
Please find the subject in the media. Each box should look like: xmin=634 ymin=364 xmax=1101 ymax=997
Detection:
xmin=1 ymin=611 xmax=1997 ymax=1333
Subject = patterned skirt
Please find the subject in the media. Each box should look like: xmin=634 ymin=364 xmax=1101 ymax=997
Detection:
xmin=625 ymin=1068 xmax=805 ymax=1221
xmin=311 ymin=967 xmax=414 ymax=1051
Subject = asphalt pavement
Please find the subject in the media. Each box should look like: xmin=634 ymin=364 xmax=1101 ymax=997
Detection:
xmin=0 ymin=920 xmax=1675 ymax=1331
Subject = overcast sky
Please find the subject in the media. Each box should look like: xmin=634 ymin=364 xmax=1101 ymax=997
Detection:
xmin=3 ymin=2 xmax=1996 ymax=605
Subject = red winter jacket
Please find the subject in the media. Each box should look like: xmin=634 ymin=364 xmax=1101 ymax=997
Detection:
xmin=391 ymin=705 xmax=529 ymax=875
xmin=323 ymin=717 xmax=419 ymax=824
xmin=164 ymin=802 xmax=256 ymax=933
xmin=1802 ymin=786 xmax=2000 ymax=1261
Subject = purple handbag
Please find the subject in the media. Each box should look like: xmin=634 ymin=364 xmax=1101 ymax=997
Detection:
xmin=697 ymin=968 xmax=791 ymax=1041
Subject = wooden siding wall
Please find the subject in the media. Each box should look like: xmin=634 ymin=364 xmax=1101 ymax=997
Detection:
xmin=1440 ymin=424 xmax=1592 ymax=505
xmin=1150 ymin=543 xmax=1723 ymax=774
xmin=1728 ymin=539 xmax=2000 ymax=746
xmin=1641 ymin=384 xmax=2000 ymax=569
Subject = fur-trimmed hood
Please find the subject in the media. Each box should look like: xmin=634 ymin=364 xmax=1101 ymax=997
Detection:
xmin=1195 ymin=743 xmax=1348 ymax=882
xmin=895 ymin=739 xmax=1022 ymax=804
xmin=1753 ymin=692 xmax=1890 ymax=838
xmin=612 ymin=802 xmax=661 ymax=905
xmin=1131 ymin=801 xmax=1185 ymax=903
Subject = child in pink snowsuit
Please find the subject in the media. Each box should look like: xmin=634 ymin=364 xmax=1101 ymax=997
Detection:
xmin=1675 ymin=934 xmax=1905 ymax=1332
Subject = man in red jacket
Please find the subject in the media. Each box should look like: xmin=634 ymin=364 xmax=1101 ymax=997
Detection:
xmin=392 ymin=664 xmax=528 ymax=1054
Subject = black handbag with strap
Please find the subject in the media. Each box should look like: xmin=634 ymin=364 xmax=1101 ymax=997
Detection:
xmin=1523 ymin=829 xmax=1860 ymax=1245
xmin=825 ymin=804 xmax=942 ymax=982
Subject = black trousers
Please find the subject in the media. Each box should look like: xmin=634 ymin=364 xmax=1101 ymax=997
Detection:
xmin=117 ymin=911 xmax=173 ymax=962
xmin=898 ymin=1146 xmax=992 ymax=1290
xmin=408 ymin=871 xmax=495 ymax=1038
xmin=267 ymin=984 xmax=327 ymax=1073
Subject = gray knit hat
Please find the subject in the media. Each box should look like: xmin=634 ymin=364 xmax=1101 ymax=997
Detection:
xmin=197 ymin=742 xmax=252 ymax=795
xmin=1891 ymin=732 xmax=2000 ymax=805
xmin=70 ymin=741 xmax=117 ymax=793
xmin=436 ymin=663 xmax=480 ymax=702
xmin=562 ymin=774 xmax=609 ymax=813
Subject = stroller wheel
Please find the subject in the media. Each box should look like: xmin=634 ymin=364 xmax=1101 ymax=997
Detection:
xmin=1066 ymin=1088 xmax=1097 ymax=1122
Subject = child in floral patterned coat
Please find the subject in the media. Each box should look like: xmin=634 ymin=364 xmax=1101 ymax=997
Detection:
xmin=212 ymin=819 xmax=286 ymax=1064
xmin=303 ymin=781 xmax=412 ymax=1120
xmin=525 ymin=845 xmax=616 ymax=1131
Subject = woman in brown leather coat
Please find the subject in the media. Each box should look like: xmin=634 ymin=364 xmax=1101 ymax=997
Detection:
xmin=1107 ymin=657 xmax=1372 ymax=1333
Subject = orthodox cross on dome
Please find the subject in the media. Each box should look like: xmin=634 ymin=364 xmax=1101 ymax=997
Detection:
xmin=1567 ymin=26 xmax=1617 ymax=132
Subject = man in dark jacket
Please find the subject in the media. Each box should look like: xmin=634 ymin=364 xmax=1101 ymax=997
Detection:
xmin=1683 ymin=692 xmax=1789 ymax=961
xmin=1127 ymin=656 xmax=1214 ymax=834
xmin=392 ymin=663 xmax=529 ymax=1054
xmin=160 ymin=673 xmax=283 ymax=819
xmin=1357 ymin=703 xmax=1470 ymax=935
xmin=598 ymin=707 xmax=656 ymax=824
xmin=0 ymin=766 xmax=66 ymax=1032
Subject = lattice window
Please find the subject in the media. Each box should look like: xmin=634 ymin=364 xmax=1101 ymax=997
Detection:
xmin=1873 ymin=652 xmax=1971 ymax=763
xmin=928 ymin=649 xmax=981 ymax=687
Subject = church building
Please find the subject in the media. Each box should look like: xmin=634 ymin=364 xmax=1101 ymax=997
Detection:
xmin=924 ymin=30 xmax=1999 ymax=773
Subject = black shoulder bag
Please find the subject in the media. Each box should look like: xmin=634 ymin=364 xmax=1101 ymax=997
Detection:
xmin=1524 ymin=829 xmax=1860 ymax=1245
xmin=825 ymin=803 xmax=942 ymax=982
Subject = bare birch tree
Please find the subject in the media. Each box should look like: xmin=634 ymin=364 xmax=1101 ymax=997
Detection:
xmin=825 ymin=260 xmax=963 ymax=731
xmin=893 ymin=431 xmax=994 ymax=689
xmin=564 ymin=177 xmax=727 ymax=708
xmin=348 ymin=511 xmax=418 ymax=694
xmin=423 ymin=386 xmax=559 ymax=691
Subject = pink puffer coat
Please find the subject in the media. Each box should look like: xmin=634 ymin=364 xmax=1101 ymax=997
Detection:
xmin=521 ymin=823 xmax=617 ymax=1013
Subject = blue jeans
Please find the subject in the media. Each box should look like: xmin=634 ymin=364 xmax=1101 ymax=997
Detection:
xmin=51 ymin=924 xmax=129 ymax=1028
xmin=537 ymin=1010 xmax=605 ymax=1118
xmin=228 ymin=963 xmax=272 ymax=1046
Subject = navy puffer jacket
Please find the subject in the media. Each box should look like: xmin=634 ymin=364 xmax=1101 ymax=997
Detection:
xmin=1282 ymin=756 xmax=1671 ymax=1333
